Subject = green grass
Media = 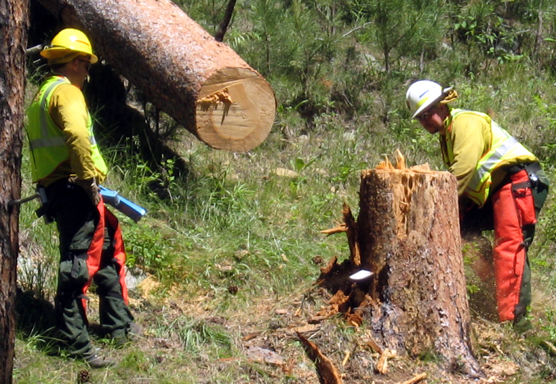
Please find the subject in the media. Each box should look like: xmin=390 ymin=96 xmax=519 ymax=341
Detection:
xmin=15 ymin=105 xmax=556 ymax=382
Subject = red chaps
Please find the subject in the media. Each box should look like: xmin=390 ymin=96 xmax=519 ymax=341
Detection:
xmin=492 ymin=170 xmax=536 ymax=322
xmin=81 ymin=202 xmax=129 ymax=311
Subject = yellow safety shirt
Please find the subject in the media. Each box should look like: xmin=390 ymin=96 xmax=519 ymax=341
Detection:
xmin=440 ymin=108 xmax=537 ymax=207
xmin=26 ymin=74 xmax=107 ymax=187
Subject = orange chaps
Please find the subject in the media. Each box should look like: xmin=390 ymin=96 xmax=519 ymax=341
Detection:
xmin=81 ymin=201 xmax=129 ymax=311
xmin=491 ymin=169 xmax=537 ymax=322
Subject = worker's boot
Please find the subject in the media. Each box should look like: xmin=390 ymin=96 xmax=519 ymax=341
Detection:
xmin=112 ymin=321 xmax=143 ymax=346
xmin=85 ymin=354 xmax=116 ymax=368
xmin=128 ymin=321 xmax=143 ymax=340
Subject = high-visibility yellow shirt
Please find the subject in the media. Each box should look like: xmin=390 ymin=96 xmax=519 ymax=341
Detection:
xmin=26 ymin=74 xmax=107 ymax=186
xmin=440 ymin=108 xmax=537 ymax=207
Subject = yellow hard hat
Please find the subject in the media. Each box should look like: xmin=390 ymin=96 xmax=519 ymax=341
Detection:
xmin=41 ymin=28 xmax=98 ymax=64
xmin=406 ymin=80 xmax=453 ymax=119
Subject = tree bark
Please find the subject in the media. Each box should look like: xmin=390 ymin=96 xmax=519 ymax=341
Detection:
xmin=0 ymin=0 xmax=28 ymax=381
xmin=35 ymin=0 xmax=276 ymax=152
xmin=357 ymin=167 xmax=482 ymax=377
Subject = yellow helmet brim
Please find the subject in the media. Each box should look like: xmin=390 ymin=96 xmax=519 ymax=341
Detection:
xmin=40 ymin=46 xmax=99 ymax=64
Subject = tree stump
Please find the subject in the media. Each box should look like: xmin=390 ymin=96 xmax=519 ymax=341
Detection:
xmin=356 ymin=162 xmax=482 ymax=377
xmin=319 ymin=152 xmax=483 ymax=377
xmin=35 ymin=0 xmax=276 ymax=152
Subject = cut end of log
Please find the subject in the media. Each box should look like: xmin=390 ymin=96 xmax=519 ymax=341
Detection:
xmin=196 ymin=67 xmax=276 ymax=152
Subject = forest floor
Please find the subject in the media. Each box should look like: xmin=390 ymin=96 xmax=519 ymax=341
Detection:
xmin=115 ymin=274 xmax=556 ymax=384
xmin=12 ymin=236 xmax=556 ymax=384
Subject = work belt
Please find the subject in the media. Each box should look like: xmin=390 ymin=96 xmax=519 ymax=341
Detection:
xmin=35 ymin=178 xmax=83 ymax=223
xmin=35 ymin=184 xmax=53 ymax=223
xmin=507 ymin=162 xmax=542 ymax=191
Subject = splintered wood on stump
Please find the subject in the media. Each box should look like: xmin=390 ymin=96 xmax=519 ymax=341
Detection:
xmin=357 ymin=166 xmax=482 ymax=377
xmin=36 ymin=0 xmax=276 ymax=152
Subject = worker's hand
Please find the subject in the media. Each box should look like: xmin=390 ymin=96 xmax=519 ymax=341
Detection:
xmin=70 ymin=177 xmax=101 ymax=206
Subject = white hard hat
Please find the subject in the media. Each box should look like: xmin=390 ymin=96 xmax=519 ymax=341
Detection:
xmin=406 ymin=80 xmax=452 ymax=119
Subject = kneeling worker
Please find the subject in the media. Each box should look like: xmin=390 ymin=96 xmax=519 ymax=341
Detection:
xmin=405 ymin=80 xmax=549 ymax=328
xmin=26 ymin=28 xmax=140 ymax=367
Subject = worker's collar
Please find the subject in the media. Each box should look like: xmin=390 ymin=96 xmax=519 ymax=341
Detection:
xmin=442 ymin=108 xmax=455 ymax=135
xmin=50 ymin=72 xmax=71 ymax=82
xmin=49 ymin=72 xmax=83 ymax=89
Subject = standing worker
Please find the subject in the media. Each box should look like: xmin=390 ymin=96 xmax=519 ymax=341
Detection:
xmin=405 ymin=80 xmax=549 ymax=328
xmin=26 ymin=28 xmax=140 ymax=367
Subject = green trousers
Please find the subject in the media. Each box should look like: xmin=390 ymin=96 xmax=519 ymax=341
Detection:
xmin=46 ymin=180 xmax=133 ymax=358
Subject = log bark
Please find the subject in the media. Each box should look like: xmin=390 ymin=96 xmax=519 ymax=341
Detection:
xmin=357 ymin=166 xmax=482 ymax=377
xmin=0 ymin=0 xmax=28 ymax=381
xmin=35 ymin=0 xmax=276 ymax=152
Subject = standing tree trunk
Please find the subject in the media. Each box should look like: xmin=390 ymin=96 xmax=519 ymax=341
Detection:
xmin=35 ymin=0 xmax=276 ymax=152
xmin=214 ymin=0 xmax=236 ymax=42
xmin=357 ymin=165 xmax=482 ymax=377
xmin=0 ymin=0 xmax=28 ymax=381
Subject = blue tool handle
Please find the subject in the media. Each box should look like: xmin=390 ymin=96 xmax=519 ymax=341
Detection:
xmin=99 ymin=185 xmax=120 ymax=205
xmin=99 ymin=185 xmax=147 ymax=223
xmin=114 ymin=195 xmax=147 ymax=223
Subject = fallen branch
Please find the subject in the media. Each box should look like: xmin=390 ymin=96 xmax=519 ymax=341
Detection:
xmin=376 ymin=348 xmax=397 ymax=374
xmin=396 ymin=372 xmax=427 ymax=384
xmin=543 ymin=340 xmax=556 ymax=356
xmin=320 ymin=225 xmax=347 ymax=235
xmin=341 ymin=349 xmax=351 ymax=367
xmin=297 ymin=332 xmax=343 ymax=384
xmin=363 ymin=330 xmax=383 ymax=354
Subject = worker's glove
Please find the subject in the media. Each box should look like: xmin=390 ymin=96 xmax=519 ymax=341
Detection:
xmin=70 ymin=177 xmax=101 ymax=206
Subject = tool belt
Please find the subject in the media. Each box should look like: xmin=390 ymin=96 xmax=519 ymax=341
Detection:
xmin=505 ymin=161 xmax=543 ymax=190
xmin=35 ymin=178 xmax=76 ymax=223
xmin=35 ymin=184 xmax=53 ymax=223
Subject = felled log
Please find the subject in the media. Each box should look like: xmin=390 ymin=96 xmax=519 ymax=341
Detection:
xmin=35 ymin=0 xmax=276 ymax=152
xmin=357 ymin=160 xmax=483 ymax=378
